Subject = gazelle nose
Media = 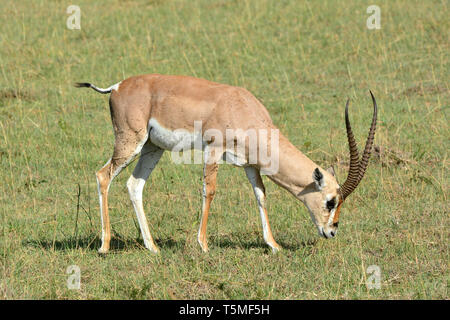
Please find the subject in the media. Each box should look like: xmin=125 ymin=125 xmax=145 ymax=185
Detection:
xmin=319 ymin=227 xmax=337 ymax=239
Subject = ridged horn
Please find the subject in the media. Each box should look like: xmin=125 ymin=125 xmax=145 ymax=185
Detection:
xmin=340 ymin=92 xmax=378 ymax=199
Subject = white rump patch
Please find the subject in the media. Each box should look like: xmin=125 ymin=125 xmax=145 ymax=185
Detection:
xmin=111 ymin=81 xmax=121 ymax=92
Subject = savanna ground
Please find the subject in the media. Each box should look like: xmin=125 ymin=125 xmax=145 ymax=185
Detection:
xmin=0 ymin=0 xmax=448 ymax=299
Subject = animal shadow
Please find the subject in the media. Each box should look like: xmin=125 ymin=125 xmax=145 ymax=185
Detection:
xmin=22 ymin=233 xmax=317 ymax=253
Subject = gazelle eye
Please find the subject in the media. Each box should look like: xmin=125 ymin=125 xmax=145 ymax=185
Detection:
xmin=326 ymin=198 xmax=336 ymax=211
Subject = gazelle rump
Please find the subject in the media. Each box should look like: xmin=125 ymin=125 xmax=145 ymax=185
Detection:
xmin=75 ymin=74 xmax=377 ymax=254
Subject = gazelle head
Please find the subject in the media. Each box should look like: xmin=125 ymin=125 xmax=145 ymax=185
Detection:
xmin=301 ymin=92 xmax=378 ymax=238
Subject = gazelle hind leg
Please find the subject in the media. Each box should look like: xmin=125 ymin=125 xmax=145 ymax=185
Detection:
xmin=96 ymin=133 xmax=148 ymax=254
xmin=127 ymin=143 xmax=164 ymax=253
xmin=198 ymin=147 xmax=219 ymax=252
xmin=244 ymin=166 xmax=281 ymax=253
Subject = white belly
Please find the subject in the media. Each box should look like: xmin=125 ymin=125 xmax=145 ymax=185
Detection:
xmin=147 ymin=119 xmax=249 ymax=168
xmin=148 ymin=118 xmax=204 ymax=151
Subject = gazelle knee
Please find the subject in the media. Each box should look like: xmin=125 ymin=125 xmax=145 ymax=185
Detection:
xmin=127 ymin=175 xmax=144 ymax=202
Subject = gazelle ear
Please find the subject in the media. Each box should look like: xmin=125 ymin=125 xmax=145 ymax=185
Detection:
xmin=326 ymin=166 xmax=336 ymax=177
xmin=313 ymin=168 xmax=325 ymax=190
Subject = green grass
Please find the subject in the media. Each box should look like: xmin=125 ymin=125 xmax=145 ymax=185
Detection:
xmin=0 ymin=0 xmax=448 ymax=299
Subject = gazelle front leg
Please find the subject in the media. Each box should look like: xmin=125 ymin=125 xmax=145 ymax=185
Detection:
xmin=197 ymin=149 xmax=219 ymax=252
xmin=244 ymin=166 xmax=281 ymax=253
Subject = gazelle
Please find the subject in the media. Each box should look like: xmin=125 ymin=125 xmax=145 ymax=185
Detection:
xmin=75 ymin=74 xmax=377 ymax=254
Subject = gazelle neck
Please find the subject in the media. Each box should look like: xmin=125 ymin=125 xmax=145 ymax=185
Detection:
xmin=265 ymin=133 xmax=319 ymax=198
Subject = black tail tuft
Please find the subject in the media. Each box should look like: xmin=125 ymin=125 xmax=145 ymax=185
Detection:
xmin=74 ymin=82 xmax=91 ymax=88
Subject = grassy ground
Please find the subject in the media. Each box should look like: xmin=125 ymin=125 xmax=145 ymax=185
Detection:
xmin=0 ymin=0 xmax=448 ymax=299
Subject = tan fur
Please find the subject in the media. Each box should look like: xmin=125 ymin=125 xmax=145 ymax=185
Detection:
xmin=93 ymin=74 xmax=341 ymax=253
xmin=198 ymin=162 xmax=218 ymax=252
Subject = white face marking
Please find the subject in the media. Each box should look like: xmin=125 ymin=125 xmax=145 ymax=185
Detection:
xmin=328 ymin=208 xmax=336 ymax=225
xmin=325 ymin=194 xmax=338 ymax=226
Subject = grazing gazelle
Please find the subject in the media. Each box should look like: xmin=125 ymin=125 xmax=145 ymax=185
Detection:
xmin=75 ymin=74 xmax=377 ymax=254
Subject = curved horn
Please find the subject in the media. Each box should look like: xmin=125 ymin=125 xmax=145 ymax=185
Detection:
xmin=340 ymin=92 xmax=377 ymax=199
xmin=357 ymin=90 xmax=378 ymax=182
xmin=340 ymin=99 xmax=361 ymax=199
